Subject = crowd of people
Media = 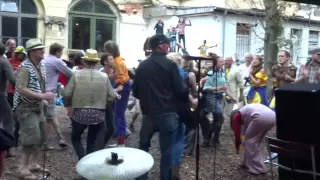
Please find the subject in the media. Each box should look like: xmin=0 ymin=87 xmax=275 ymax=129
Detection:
xmin=0 ymin=33 xmax=320 ymax=180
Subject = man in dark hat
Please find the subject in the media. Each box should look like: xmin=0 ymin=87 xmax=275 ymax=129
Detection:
xmin=298 ymin=47 xmax=320 ymax=84
xmin=133 ymin=34 xmax=184 ymax=180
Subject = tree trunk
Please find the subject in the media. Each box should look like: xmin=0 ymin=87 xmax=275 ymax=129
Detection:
xmin=263 ymin=0 xmax=283 ymax=99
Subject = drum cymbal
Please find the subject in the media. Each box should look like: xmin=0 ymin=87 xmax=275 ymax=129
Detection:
xmin=76 ymin=147 xmax=154 ymax=180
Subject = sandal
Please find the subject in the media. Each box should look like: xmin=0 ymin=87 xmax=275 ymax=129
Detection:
xmin=19 ymin=172 xmax=37 ymax=180
xmin=59 ymin=139 xmax=68 ymax=148
xmin=29 ymin=166 xmax=49 ymax=173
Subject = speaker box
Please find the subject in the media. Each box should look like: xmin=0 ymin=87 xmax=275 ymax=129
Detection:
xmin=276 ymin=83 xmax=320 ymax=180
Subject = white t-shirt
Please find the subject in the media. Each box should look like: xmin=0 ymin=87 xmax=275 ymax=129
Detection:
xmin=237 ymin=63 xmax=250 ymax=79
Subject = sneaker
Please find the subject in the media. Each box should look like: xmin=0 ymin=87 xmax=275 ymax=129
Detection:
xmin=201 ymin=140 xmax=210 ymax=147
xmin=107 ymin=138 xmax=118 ymax=148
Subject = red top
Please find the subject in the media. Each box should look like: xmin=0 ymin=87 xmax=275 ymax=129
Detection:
xmin=7 ymin=58 xmax=22 ymax=94
xmin=232 ymin=111 xmax=242 ymax=152
xmin=58 ymin=72 xmax=68 ymax=86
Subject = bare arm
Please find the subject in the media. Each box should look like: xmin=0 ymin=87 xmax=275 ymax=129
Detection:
xmin=16 ymin=67 xmax=43 ymax=99
xmin=188 ymin=72 xmax=197 ymax=96
xmin=106 ymin=77 xmax=116 ymax=101
xmin=186 ymin=20 xmax=192 ymax=26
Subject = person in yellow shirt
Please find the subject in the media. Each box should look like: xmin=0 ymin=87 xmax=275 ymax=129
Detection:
xmin=247 ymin=55 xmax=268 ymax=106
xmin=198 ymin=40 xmax=217 ymax=57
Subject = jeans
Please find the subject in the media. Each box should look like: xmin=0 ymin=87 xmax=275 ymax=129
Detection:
xmin=114 ymin=81 xmax=131 ymax=137
xmin=170 ymin=41 xmax=176 ymax=52
xmin=136 ymin=113 xmax=179 ymax=180
xmin=71 ymin=120 xmax=103 ymax=160
xmin=173 ymin=120 xmax=184 ymax=165
xmin=178 ymin=34 xmax=186 ymax=51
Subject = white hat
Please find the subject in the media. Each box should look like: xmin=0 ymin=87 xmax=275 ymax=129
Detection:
xmin=25 ymin=39 xmax=45 ymax=51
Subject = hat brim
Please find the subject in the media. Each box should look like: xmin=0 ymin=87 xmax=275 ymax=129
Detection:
xmin=14 ymin=51 xmax=27 ymax=55
xmin=81 ymin=57 xmax=100 ymax=62
xmin=27 ymin=45 xmax=46 ymax=51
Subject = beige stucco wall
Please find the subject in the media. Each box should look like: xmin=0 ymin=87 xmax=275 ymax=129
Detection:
xmin=35 ymin=0 xmax=122 ymax=54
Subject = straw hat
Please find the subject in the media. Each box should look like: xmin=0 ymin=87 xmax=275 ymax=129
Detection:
xmin=25 ymin=39 xmax=45 ymax=51
xmin=82 ymin=49 xmax=100 ymax=61
xmin=14 ymin=46 xmax=27 ymax=54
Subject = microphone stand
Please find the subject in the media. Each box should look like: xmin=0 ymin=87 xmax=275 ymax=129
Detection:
xmin=184 ymin=55 xmax=214 ymax=180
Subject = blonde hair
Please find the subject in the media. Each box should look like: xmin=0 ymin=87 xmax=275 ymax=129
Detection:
xmin=166 ymin=53 xmax=183 ymax=67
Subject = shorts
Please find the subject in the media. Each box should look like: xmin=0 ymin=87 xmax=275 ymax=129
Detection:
xmin=45 ymin=95 xmax=56 ymax=119
xmin=15 ymin=109 xmax=45 ymax=146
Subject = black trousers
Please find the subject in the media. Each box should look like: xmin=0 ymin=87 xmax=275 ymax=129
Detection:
xmin=95 ymin=102 xmax=115 ymax=150
xmin=199 ymin=112 xmax=224 ymax=142
xmin=71 ymin=120 xmax=103 ymax=160
xmin=7 ymin=93 xmax=19 ymax=146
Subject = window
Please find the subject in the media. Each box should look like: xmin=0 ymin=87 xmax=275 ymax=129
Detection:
xmin=0 ymin=0 xmax=37 ymax=46
xmin=308 ymin=30 xmax=319 ymax=54
xmin=290 ymin=28 xmax=302 ymax=63
xmin=236 ymin=23 xmax=251 ymax=58
xmin=69 ymin=0 xmax=116 ymax=52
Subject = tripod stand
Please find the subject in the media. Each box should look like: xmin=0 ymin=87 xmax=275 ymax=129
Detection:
xmin=184 ymin=55 xmax=218 ymax=180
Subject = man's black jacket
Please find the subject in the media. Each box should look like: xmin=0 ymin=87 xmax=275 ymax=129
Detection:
xmin=132 ymin=52 xmax=184 ymax=116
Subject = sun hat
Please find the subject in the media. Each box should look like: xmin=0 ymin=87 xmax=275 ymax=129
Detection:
xmin=14 ymin=46 xmax=27 ymax=54
xmin=25 ymin=39 xmax=45 ymax=51
xmin=81 ymin=49 xmax=100 ymax=61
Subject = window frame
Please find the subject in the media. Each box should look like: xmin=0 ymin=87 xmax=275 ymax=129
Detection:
xmin=68 ymin=0 xmax=117 ymax=50
xmin=0 ymin=0 xmax=37 ymax=46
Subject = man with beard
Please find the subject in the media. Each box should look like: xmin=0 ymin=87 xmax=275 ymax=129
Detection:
xmin=298 ymin=48 xmax=320 ymax=84
xmin=133 ymin=34 xmax=184 ymax=180
xmin=271 ymin=50 xmax=297 ymax=87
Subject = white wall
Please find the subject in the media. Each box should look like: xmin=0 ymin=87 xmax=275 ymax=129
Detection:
xmin=283 ymin=21 xmax=320 ymax=65
xmin=145 ymin=11 xmax=320 ymax=66
xmin=119 ymin=14 xmax=148 ymax=68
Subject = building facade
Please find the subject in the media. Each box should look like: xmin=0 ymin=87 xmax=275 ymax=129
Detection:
xmin=1 ymin=0 xmax=319 ymax=67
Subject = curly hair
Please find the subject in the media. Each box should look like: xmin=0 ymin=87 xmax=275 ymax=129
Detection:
xmin=100 ymin=53 xmax=112 ymax=66
xmin=104 ymin=40 xmax=120 ymax=57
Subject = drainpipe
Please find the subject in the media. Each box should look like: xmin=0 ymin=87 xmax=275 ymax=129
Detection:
xmin=221 ymin=10 xmax=228 ymax=57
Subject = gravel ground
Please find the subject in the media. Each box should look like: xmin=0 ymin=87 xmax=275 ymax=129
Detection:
xmin=3 ymin=106 xmax=278 ymax=180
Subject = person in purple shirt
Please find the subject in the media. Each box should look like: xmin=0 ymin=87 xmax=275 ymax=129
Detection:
xmin=43 ymin=43 xmax=73 ymax=150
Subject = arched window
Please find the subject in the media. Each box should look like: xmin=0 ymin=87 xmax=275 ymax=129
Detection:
xmin=69 ymin=0 xmax=116 ymax=52
xmin=0 ymin=0 xmax=37 ymax=46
